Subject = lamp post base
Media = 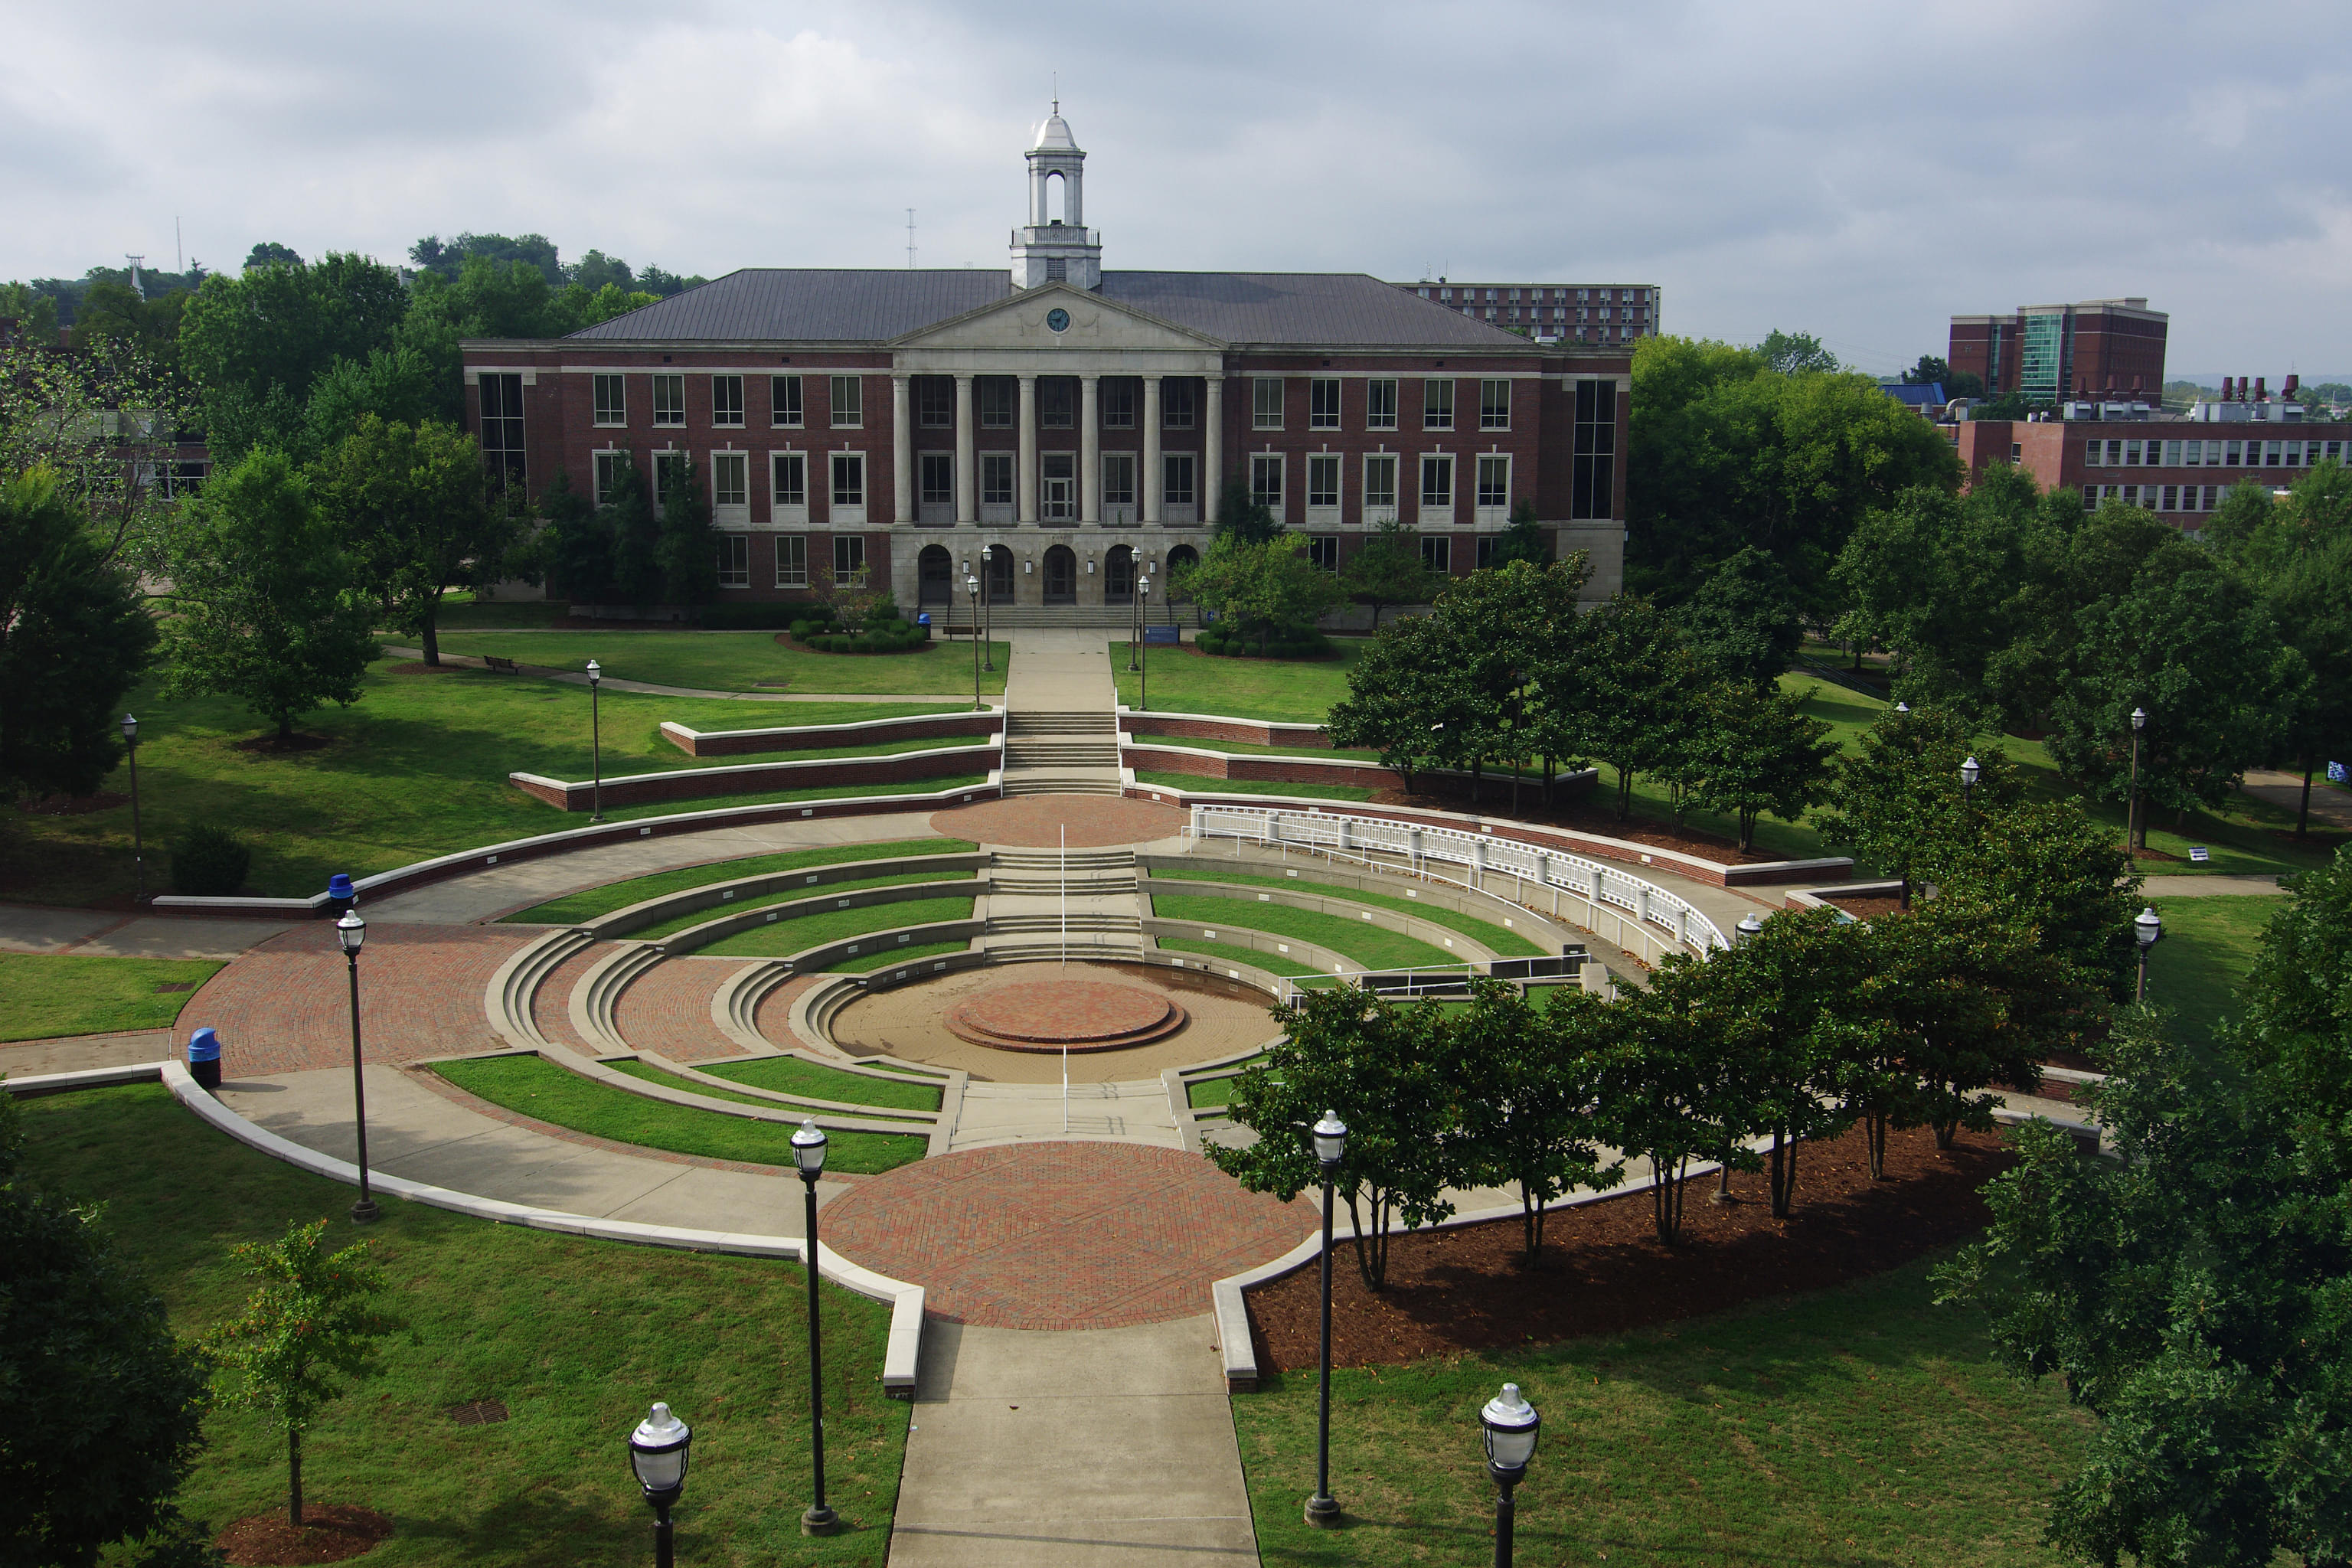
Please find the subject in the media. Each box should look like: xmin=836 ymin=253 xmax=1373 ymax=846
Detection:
xmin=800 ymin=1504 xmax=839 ymax=1536
xmin=1303 ymin=1494 xmax=1341 ymax=1528
xmin=349 ymin=1197 xmax=381 ymax=1224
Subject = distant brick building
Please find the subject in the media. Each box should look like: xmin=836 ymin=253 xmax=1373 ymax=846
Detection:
xmin=1390 ymin=281 xmax=1659 ymax=345
xmin=1949 ymin=298 xmax=2168 ymax=400
xmin=460 ymin=112 xmax=1632 ymax=618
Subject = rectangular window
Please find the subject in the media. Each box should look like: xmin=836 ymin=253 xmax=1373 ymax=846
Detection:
xmin=771 ymin=452 xmax=806 ymax=507
xmin=775 ymin=534 xmax=808 ymax=587
xmin=1310 ymin=377 xmax=1341 ymax=430
xmin=1476 ymin=454 xmax=1511 ymax=511
xmin=1162 ymin=452 xmax=1196 ymax=508
xmin=981 ymin=452 xmax=1015 ymax=506
xmin=1250 ymin=453 xmax=1285 ymax=514
xmin=2105 ymin=439 xmax=2125 ymax=466
xmin=916 ymin=378 xmax=952 ymax=428
xmin=1365 ymin=377 xmax=1397 ymax=430
xmin=831 ymin=452 xmax=864 ymax=508
xmin=1421 ymin=535 xmax=1451 ymax=573
xmin=652 ymin=449 xmax=689 ymax=506
xmin=478 ymin=372 xmax=525 ymax=488
xmin=1364 ymin=454 xmax=1398 ymax=513
xmin=1307 ymin=453 xmax=1340 ymax=508
xmin=1422 ymin=379 xmax=1455 ymax=430
xmin=1100 ymin=378 xmax=1135 ymax=430
xmin=2085 ymin=439 xmax=2102 ymax=466
xmin=2287 ymin=441 xmax=2306 ymax=468
xmin=2125 ymin=439 xmax=2143 ymax=466
xmin=593 ymin=374 xmax=626 ymax=426
xmin=711 ymin=451 xmax=747 ymax=507
xmin=920 ymin=452 xmax=954 ymax=506
xmin=2184 ymin=439 xmax=2203 ymax=466
xmin=978 ymin=378 xmax=1014 ymax=428
xmin=1039 ymin=378 xmax=1073 ymax=429
xmin=1162 ymin=379 xmax=1195 ymax=430
xmin=1480 ymin=379 xmax=1511 ymax=430
xmin=1571 ymin=378 xmax=1616 ymax=519
xmin=593 ymin=450 xmax=626 ymax=506
xmin=2083 ymin=485 xmax=2099 ymax=512
xmin=831 ymin=376 xmax=862 ymax=429
xmin=710 ymin=375 xmax=744 ymax=427
xmin=2266 ymin=439 xmax=2283 ymax=467
xmin=1308 ymin=535 xmax=1340 ymax=572
xmin=2226 ymin=440 xmax=2243 ymax=466
xmin=1102 ymin=452 xmax=1135 ymax=509
xmin=2161 ymin=485 xmax=2179 ymax=511
xmin=1253 ymin=377 xmax=1284 ymax=430
xmin=717 ymin=534 xmax=750 ymax=588
xmin=1040 ymin=453 xmax=1075 ymax=519
xmin=2163 ymin=439 xmax=2182 ymax=466
xmin=652 ymin=374 xmax=684 ymax=426
xmin=1420 ymin=453 xmax=1454 ymax=511
xmin=771 ymin=374 xmax=802 ymax=428
xmin=832 ymin=534 xmax=867 ymax=586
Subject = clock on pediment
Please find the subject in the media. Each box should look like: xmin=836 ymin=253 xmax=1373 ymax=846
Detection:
xmin=1046 ymin=307 xmax=1070 ymax=332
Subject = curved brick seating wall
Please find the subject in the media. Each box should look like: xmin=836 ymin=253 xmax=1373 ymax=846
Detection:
xmin=1118 ymin=708 xmax=1332 ymax=750
xmin=661 ymin=710 xmax=1004 ymax=759
xmin=508 ymin=744 xmax=997 ymax=811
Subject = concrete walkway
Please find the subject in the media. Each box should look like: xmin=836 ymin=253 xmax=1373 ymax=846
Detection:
xmin=0 ymin=906 xmax=294 ymax=957
xmin=2241 ymin=768 xmax=2352 ymax=831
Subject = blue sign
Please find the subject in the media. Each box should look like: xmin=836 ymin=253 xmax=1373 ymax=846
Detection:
xmin=1144 ymin=625 xmax=1181 ymax=645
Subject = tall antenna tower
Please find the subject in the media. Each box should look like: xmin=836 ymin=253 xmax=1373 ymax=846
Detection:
xmin=906 ymin=208 xmax=916 ymax=269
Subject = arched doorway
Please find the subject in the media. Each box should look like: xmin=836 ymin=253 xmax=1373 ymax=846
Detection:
xmin=1104 ymin=544 xmax=1135 ymax=605
xmin=985 ymin=544 xmax=1014 ymax=604
xmin=917 ymin=544 xmax=952 ymax=606
xmin=1043 ymin=544 xmax=1077 ymax=605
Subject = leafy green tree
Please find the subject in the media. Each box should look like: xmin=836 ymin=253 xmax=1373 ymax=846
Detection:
xmin=1338 ymin=516 xmax=1442 ymax=630
xmin=1597 ymin=972 xmax=1756 ymax=1244
xmin=0 ymin=333 xmax=197 ymax=570
xmin=312 ymin=416 xmax=521 ymax=665
xmin=1568 ymin=593 xmax=1699 ymax=820
xmin=210 ymin=1220 xmax=400 ymax=1529
xmin=1212 ymin=472 xmax=1282 ymax=543
xmin=179 ymin=254 xmax=410 ymax=457
xmin=1434 ymin=557 xmax=1589 ymax=808
xmin=0 ymin=468 xmax=158 ymax=802
xmin=407 ymin=231 xmax=561 ymax=284
xmin=1754 ymin=328 xmax=1841 ymax=375
xmin=1938 ymin=797 xmax=2141 ymax=1001
xmin=1207 ymin=986 xmax=1456 ymax=1291
xmin=161 ymin=449 xmax=379 ymax=742
xmin=0 ymin=279 xmax=62 ymax=344
xmin=1903 ymin=354 xmax=1951 ymax=386
xmin=0 ymin=1086 xmax=217 ymax=1568
xmin=68 ymin=279 xmax=189 ymax=371
xmin=1485 ymin=499 xmax=1553 ymax=568
xmin=1443 ymin=981 xmax=1624 ymax=1259
xmin=655 ymin=459 xmax=720 ymax=609
xmin=1694 ymin=678 xmax=1837 ymax=851
xmin=534 ymin=469 xmax=610 ymax=603
xmin=1680 ymin=544 xmax=1802 ymax=688
xmin=243 ymin=242 xmax=302 ymax=269
xmin=603 ymin=456 xmax=661 ymax=609
xmin=1327 ymin=613 xmax=1477 ymax=792
xmin=1814 ymin=704 xmax=2022 ymax=906
xmin=299 ymin=345 xmax=441 ymax=457
xmin=2231 ymin=843 xmax=2352 ymax=1165
xmin=1174 ymin=531 xmax=1343 ymax=654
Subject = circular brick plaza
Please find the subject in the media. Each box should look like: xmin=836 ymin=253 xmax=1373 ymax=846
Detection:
xmin=943 ymin=978 xmax=1187 ymax=1053
xmin=820 ymin=1142 xmax=1315 ymax=1331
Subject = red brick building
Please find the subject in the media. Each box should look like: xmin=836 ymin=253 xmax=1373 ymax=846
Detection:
xmin=461 ymin=112 xmax=1632 ymax=619
xmin=1390 ymin=280 xmax=1660 ymax=345
xmin=1949 ymin=298 xmax=2168 ymax=400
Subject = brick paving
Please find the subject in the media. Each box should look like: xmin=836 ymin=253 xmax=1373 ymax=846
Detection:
xmin=819 ymin=1142 xmax=1315 ymax=1331
xmin=529 ymin=941 xmax=605 ymax=1050
xmin=753 ymin=971 xmax=825 ymax=1047
xmin=178 ymin=923 xmax=530 ymax=1075
xmin=612 ymin=956 xmax=746 ymax=1062
xmin=929 ymin=793 xmax=1183 ymax=848
xmin=945 ymin=978 xmax=1185 ymax=1051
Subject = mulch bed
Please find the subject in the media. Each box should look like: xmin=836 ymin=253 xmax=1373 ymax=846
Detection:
xmin=14 ymin=791 xmax=127 ymax=815
xmin=1245 ymin=1122 xmax=2013 ymax=1372
xmin=1824 ymin=893 xmax=1906 ymax=920
xmin=2128 ymin=845 xmax=2184 ymax=863
xmin=217 ymin=1505 xmax=392 ymax=1565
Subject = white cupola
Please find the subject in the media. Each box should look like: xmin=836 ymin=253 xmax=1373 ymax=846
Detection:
xmin=1010 ymin=103 xmax=1101 ymax=290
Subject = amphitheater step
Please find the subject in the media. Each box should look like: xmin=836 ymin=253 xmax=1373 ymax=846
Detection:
xmin=1001 ymin=778 xmax=1125 ymax=797
xmin=986 ymin=913 xmax=1143 ymax=933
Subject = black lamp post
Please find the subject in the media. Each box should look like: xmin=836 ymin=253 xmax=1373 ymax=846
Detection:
xmin=628 ymin=1401 xmax=693 ymax=1568
xmin=336 ymin=908 xmax=379 ymax=1223
xmin=1305 ymin=1108 xmax=1348 ymax=1527
xmin=1137 ymin=574 xmax=1152 ymax=710
xmin=120 ymin=713 xmax=145 ymax=905
xmin=587 ymin=660 xmax=605 ymax=823
xmin=1959 ymin=754 xmax=1981 ymax=812
xmin=2128 ymin=706 xmax=2147 ymax=851
xmin=1480 ymin=1383 xmax=1542 ymax=1568
xmin=965 ymin=573 xmax=983 ymax=711
xmin=2135 ymin=905 xmax=2163 ymax=1001
xmin=792 ymin=1118 xmax=839 ymax=1536
xmin=982 ymin=550 xmax=997 ymax=672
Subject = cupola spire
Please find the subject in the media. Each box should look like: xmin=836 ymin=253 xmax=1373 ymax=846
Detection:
xmin=1011 ymin=106 xmax=1100 ymax=290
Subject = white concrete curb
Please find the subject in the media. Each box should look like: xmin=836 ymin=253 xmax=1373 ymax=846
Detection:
xmin=2 ymin=1061 xmax=171 ymax=1096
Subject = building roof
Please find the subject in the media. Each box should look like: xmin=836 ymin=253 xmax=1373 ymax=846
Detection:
xmin=1031 ymin=113 xmax=1078 ymax=152
xmin=565 ymin=267 xmax=1535 ymax=349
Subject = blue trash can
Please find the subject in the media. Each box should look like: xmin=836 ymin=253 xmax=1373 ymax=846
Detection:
xmin=916 ymin=612 xmax=933 ymax=641
xmin=325 ymin=871 xmax=354 ymax=919
xmin=187 ymin=1026 xmax=222 ymax=1092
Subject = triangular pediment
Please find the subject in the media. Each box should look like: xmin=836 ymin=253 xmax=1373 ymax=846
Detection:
xmin=894 ymin=284 xmax=1224 ymax=351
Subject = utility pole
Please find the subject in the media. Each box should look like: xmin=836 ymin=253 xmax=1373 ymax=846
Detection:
xmin=906 ymin=209 xmax=916 ymax=270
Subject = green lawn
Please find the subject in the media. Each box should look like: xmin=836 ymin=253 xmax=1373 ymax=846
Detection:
xmin=1154 ymin=936 xmax=1320 ymax=978
xmin=629 ymin=870 xmax=977 ymax=942
xmin=2145 ymin=893 xmax=2285 ymax=1044
xmin=13 ymin=1084 xmax=907 ymax=1564
xmin=1134 ymin=771 xmax=1376 ymax=803
xmin=503 ymin=838 xmax=976 ymax=925
xmin=1150 ymin=867 xmax=1544 ymax=956
xmin=1237 ymin=1254 xmax=2086 ymax=1567
xmin=1132 ymin=733 xmax=1380 ymax=761
xmin=829 ymin=940 xmax=973 ymax=974
xmin=436 ymin=632 xmax=1008 ymax=697
xmin=0 ymin=660 xmax=977 ymax=905
xmin=1114 ymin=640 xmax=1370 ymax=722
xmin=695 ymin=897 xmax=976 ymax=959
xmin=606 ymin=1060 xmax=930 ymax=1124
xmin=704 ymin=1056 xmax=946 ymax=1114
xmin=433 ymin=1054 xmax=926 ymax=1173
xmin=1149 ymin=894 xmax=1459 ymax=971
xmin=416 ymin=595 xmax=574 ymax=629
xmin=0 ymin=954 xmax=224 ymax=1042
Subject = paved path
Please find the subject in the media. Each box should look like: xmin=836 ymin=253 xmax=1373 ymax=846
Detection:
xmin=0 ymin=906 xmax=294 ymax=957
xmin=2241 ymin=768 xmax=2352 ymax=831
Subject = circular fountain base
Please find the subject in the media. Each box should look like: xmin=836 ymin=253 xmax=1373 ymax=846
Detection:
xmin=944 ymin=978 xmax=1191 ymax=1054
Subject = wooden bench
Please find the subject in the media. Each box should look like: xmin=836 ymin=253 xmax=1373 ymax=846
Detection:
xmin=481 ymin=655 xmax=520 ymax=675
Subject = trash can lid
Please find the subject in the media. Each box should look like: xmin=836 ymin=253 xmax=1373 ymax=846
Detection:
xmin=916 ymin=612 xmax=931 ymax=625
xmin=188 ymin=1027 xmax=220 ymax=1062
xmin=328 ymin=872 xmax=354 ymax=900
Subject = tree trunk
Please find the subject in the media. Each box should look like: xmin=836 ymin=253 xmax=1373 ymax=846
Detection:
xmin=1650 ymin=1152 xmax=1687 ymax=1244
xmin=289 ymin=1426 xmax=303 ymax=1527
xmin=1769 ymin=1129 xmax=1799 ymax=1219
xmin=1470 ymin=759 xmax=1481 ymax=805
xmin=276 ymin=712 xmax=295 ymax=743
xmin=1897 ymin=858 xmax=1912 ymax=911
xmin=1521 ymin=1184 xmax=1546 ymax=1261
xmin=421 ymin=609 xmax=440 ymax=667
xmin=2300 ymin=759 xmax=2315 ymax=839
xmin=1738 ymin=808 xmax=1756 ymax=854
xmin=1865 ymin=1110 xmax=1889 ymax=1180
xmin=1369 ymin=600 xmax=1385 ymax=632
xmin=1615 ymin=764 xmax=1634 ymax=820
xmin=1542 ymin=756 xmax=1555 ymax=810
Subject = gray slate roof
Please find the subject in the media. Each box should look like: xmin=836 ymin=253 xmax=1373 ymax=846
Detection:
xmin=566 ymin=268 xmax=1530 ymax=349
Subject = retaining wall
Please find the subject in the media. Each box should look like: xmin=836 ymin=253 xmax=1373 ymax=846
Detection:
xmin=662 ymin=710 xmax=1004 ymax=758
xmin=508 ymin=745 xmax=995 ymax=811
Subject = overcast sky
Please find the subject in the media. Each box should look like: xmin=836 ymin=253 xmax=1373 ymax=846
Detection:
xmin=5 ymin=0 xmax=2345 ymax=378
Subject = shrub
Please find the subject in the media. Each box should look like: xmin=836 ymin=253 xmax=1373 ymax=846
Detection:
xmin=1197 ymin=621 xmax=1334 ymax=659
xmin=169 ymin=824 xmax=251 ymax=895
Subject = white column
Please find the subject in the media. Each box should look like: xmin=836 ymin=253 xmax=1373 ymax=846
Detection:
xmin=1018 ymin=374 xmax=1037 ymax=525
xmin=954 ymin=374 xmax=975 ymax=524
xmin=890 ymin=374 xmax=913 ymax=525
xmin=1204 ymin=374 xmax=1224 ymax=521
xmin=1080 ymin=374 xmax=1100 ymax=524
xmin=1142 ymin=376 xmax=1162 ymax=524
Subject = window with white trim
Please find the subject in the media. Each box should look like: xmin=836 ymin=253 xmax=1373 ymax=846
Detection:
xmin=652 ymin=449 xmax=688 ymax=508
xmin=1162 ymin=452 xmax=1196 ymax=508
xmin=1039 ymin=378 xmax=1074 ymax=429
xmin=1365 ymin=378 xmax=1397 ymax=430
xmin=1479 ymin=380 xmax=1511 ymax=430
xmin=981 ymin=452 xmax=1014 ymax=506
xmin=771 ymin=374 xmax=802 ymax=428
xmin=920 ymin=452 xmax=953 ymax=506
xmin=978 ymin=378 xmax=1014 ymax=428
xmin=652 ymin=374 xmax=684 ymax=426
xmin=1364 ymin=454 xmax=1398 ymax=515
xmin=1310 ymin=377 xmax=1341 ymax=430
xmin=1419 ymin=452 xmax=1454 ymax=512
xmin=1102 ymin=452 xmax=1135 ymax=510
xmin=830 ymin=375 xmax=862 ymax=428
xmin=917 ymin=378 xmax=952 ymax=427
xmin=1308 ymin=534 xmax=1339 ymax=571
xmin=1100 ymin=378 xmax=1135 ymax=430
xmin=1422 ymin=379 xmax=1455 ymax=430
xmin=1475 ymin=454 xmax=1511 ymax=518
xmin=1253 ymin=377 xmax=1284 ymax=430
xmin=711 ymin=451 xmax=747 ymax=508
xmin=771 ymin=452 xmax=806 ymax=508
xmin=1307 ymin=453 xmax=1340 ymax=509
xmin=717 ymin=534 xmax=749 ymax=587
xmin=1421 ymin=534 xmax=1451 ymax=573
xmin=1162 ymin=379 xmax=1196 ymax=430
xmin=1250 ymin=454 xmax=1284 ymax=514
xmin=710 ymin=375 xmax=743 ymax=427
xmin=775 ymin=534 xmax=808 ymax=587
xmin=593 ymin=374 xmax=626 ymax=426
xmin=832 ymin=534 xmax=867 ymax=586
xmin=593 ymin=450 xmax=626 ymax=505
xmin=831 ymin=452 xmax=864 ymax=508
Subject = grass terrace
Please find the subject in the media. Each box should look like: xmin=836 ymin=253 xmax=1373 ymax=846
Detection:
xmin=435 ymin=631 xmax=1009 ymax=697
xmin=695 ymin=897 xmax=977 ymax=959
xmin=1155 ymin=936 xmax=1322 ymax=979
xmin=702 ymin=1056 xmax=946 ymax=1114
xmin=1149 ymin=893 xmax=1458 ymax=971
xmin=829 ymin=940 xmax=973 ymax=974
xmin=501 ymin=838 xmax=977 ymax=925
xmin=11 ymin=1083 xmax=908 ymax=1563
xmin=1151 ymin=866 xmax=1546 ymax=956
xmin=1132 ymin=733 xmax=1380 ymax=760
xmin=1134 ymin=772 xmax=1376 ymax=803
xmin=607 ymin=1060 xmax=933 ymax=1124
xmin=0 ymin=954 xmax=225 ymax=1042
xmin=1113 ymin=639 xmax=1368 ymax=722
xmin=628 ymin=870 xmax=978 ymax=942
xmin=433 ymin=1054 xmax=927 ymax=1172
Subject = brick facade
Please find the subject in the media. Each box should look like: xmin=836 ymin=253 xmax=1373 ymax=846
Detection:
xmin=1956 ymin=415 xmax=2352 ymax=524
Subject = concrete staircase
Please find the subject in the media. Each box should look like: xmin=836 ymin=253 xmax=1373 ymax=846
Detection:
xmin=1001 ymin=711 xmax=1122 ymax=797
xmin=980 ymin=847 xmax=1144 ymax=961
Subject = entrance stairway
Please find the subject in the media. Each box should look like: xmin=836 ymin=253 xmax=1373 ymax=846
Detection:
xmin=1001 ymin=712 xmax=1122 ymax=797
